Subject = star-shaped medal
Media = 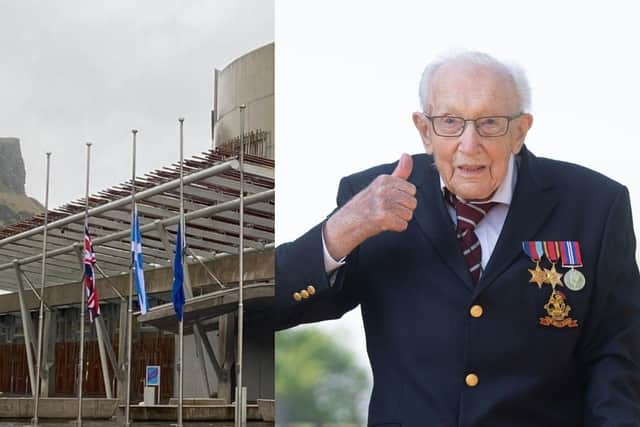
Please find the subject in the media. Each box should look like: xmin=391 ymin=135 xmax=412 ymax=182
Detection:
xmin=544 ymin=264 xmax=564 ymax=288
xmin=528 ymin=262 xmax=547 ymax=288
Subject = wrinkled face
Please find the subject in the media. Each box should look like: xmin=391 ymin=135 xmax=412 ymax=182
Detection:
xmin=412 ymin=61 xmax=533 ymax=201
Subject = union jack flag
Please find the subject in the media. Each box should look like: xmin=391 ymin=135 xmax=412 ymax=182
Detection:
xmin=83 ymin=223 xmax=100 ymax=321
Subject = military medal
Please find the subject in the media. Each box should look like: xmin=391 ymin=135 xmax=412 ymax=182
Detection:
xmin=539 ymin=289 xmax=578 ymax=328
xmin=542 ymin=241 xmax=563 ymax=288
xmin=522 ymin=241 xmax=548 ymax=288
xmin=560 ymin=241 xmax=586 ymax=291
xmin=526 ymin=241 xmax=581 ymax=328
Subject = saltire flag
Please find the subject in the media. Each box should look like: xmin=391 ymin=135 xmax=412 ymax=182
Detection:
xmin=172 ymin=223 xmax=185 ymax=321
xmin=83 ymin=224 xmax=100 ymax=321
xmin=131 ymin=206 xmax=149 ymax=314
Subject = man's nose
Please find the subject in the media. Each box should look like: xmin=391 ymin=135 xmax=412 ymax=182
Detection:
xmin=458 ymin=120 xmax=482 ymax=152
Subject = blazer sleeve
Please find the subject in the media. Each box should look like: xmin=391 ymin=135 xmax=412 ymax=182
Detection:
xmin=580 ymin=186 xmax=640 ymax=425
xmin=274 ymin=175 xmax=365 ymax=330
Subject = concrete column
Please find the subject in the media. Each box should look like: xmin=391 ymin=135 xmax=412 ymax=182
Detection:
xmin=192 ymin=324 xmax=212 ymax=397
xmin=13 ymin=262 xmax=36 ymax=396
xmin=95 ymin=315 xmax=113 ymax=398
xmin=217 ymin=313 xmax=236 ymax=402
xmin=117 ymin=301 xmax=128 ymax=401
xmin=40 ymin=309 xmax=56 ymax=397
xmin=195 ymin=320 xmax=223 ymax=380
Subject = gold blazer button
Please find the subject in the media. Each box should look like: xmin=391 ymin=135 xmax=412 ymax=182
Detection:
xmin=465 ymin=373 xmax=479 ymax=387
xmin=470 ymin=305 xmax=484 ymax=318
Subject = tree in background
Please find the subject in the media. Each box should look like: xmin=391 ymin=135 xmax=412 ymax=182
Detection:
xmin=276 ymin=327 xmax=371 ymax=426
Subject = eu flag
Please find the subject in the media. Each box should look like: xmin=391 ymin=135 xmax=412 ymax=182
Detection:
xmin=172 ymin=223 xmax=185 ymax=321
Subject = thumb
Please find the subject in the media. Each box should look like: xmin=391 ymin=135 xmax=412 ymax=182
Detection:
xmin=391 ymin=153 xmax=413 ymax=180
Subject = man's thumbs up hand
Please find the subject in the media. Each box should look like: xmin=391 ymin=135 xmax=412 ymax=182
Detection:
xmin=324 ymin=154 xmax=418 ymax=260
xmin=392 ymin=152 xmax=413 ymax=180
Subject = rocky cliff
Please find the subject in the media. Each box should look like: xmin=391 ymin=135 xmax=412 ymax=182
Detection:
xmin=0 ymin=137 xmax=44 ymax=226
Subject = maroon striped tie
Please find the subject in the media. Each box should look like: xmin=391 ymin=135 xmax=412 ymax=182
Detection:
xmin=446 ymin=190 xmax=497 ymax=284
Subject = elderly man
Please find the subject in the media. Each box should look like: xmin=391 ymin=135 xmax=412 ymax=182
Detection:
xmin=276 ymin=51 xmax=640 ymax=426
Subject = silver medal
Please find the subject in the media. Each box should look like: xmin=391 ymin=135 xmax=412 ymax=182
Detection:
xmin=564 ymin=268 xmax=585 ymax=291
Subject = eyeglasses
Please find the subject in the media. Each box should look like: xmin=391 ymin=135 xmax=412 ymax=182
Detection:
xmin=422 ymin=113 xmax=523 ymax=137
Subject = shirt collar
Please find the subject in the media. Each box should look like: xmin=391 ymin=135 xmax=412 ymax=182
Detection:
xmin=439 ymin=154 xmax=517 ymax=205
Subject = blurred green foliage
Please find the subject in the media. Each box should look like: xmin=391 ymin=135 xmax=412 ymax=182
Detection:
xmin=276 ymin=326 xmax=370 ymax=425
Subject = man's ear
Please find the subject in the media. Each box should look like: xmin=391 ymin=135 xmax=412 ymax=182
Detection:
xmin=510 ymin=113 xmax=533 ymax=154
xmin=412 ymin=112 xmax=433 ymax=154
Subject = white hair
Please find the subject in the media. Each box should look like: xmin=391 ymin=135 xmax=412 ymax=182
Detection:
xmin=418 ymin=50 xmax=532 ymax=113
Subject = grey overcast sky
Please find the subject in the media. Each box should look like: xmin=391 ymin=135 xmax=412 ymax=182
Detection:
xmin=0 ymin=0 xmax=273 ymax=208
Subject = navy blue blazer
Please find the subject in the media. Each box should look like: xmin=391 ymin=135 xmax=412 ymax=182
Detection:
xmin=275 ymin=147 xmax=640 ymax=426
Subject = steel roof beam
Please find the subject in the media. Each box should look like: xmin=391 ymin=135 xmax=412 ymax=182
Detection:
xmin=0 ymin=160 xmax=240 ymax=248
xmin=0 ymin=189 xmax=273 ymax=271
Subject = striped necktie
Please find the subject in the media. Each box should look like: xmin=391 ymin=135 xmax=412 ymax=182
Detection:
xmin=445 ymin=190 xmax=497 ymax=284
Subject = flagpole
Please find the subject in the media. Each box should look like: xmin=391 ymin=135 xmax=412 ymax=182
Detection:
xmin=32 ymin=152 xmax=51 ymax=426
xmin=177 ymin=117 xmax=185 ymax=427
xmin=77 ymin=142 xmax=92 ymax=426
xmin=235 ymin=105 xmax=246 ymax=427
xmin=124 ymin=130 xmax=137 ymax=427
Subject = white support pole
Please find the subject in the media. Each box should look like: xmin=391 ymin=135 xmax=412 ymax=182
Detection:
xmin=77 ymin=270 xmax=86 ymax=425
xmin=77 ymin=143 xmax=92 ymax=426
xmin=32 ymin=152 xmax=51 ymax=426
xmin=14 ymin=261 xmax=36 ymax=396
xmin=117 ymin=300 xmax=128 ymax=402
xmin=235 ymin=105 xmax=247 ymax=427
xmin=177 ymin=117 xmax=185 ymax=427
xmin=124 ymin=130 xmax=138 ymax=427
xmin=94 ymin=317 xmax=113 ymax=398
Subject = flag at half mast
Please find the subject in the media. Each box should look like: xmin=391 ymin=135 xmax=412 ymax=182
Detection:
xmin=83 ymin=224 xmax=100 ymax=321
xmin=131 ymin=206 xmax=149 ymax=314
xmin=172 ymin=223 xmax=185 ymax=321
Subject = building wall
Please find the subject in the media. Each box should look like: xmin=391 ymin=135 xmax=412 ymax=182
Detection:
xmin=214 ymin=43 xmax=274 ymax=159
xmin=180 ymin=329 xmax=220 ymax=398
xmin=243 ymin=322 xmax=275 ymax=400
xmin=0 ymin=306 xmax=174 ymax=401
xmin=178 ymin=318 xmax=274 ymax=401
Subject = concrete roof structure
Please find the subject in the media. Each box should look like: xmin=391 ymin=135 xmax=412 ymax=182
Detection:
xmin=139 ymin=282 xmax=273 ymax=333
xmin=0 ymin=148 xmax=274 ymax=296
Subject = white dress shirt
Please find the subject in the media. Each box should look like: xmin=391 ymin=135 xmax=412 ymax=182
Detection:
xmin=323 ymin=154 xmax=518 ymax=274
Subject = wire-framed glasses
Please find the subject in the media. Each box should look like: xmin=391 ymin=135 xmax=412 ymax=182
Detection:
xmin=422 ymin=113 xmax=523 ymax=137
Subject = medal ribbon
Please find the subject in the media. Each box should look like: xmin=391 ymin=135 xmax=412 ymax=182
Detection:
xmin=522 ymin=241 xmax=544 ymax=261
xmin=559 ymin=241 xmax=583 ymax=268
xmin=543 ymin=241 xmax=560 ymax=264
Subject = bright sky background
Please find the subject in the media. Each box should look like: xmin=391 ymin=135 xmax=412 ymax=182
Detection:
xmin=276 ymin=0 xmax=640 ymax=375
xmin=0 ymin=0 xmax=273 ymax=208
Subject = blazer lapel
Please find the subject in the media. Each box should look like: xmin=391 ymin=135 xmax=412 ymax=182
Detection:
xmin=411 ymin=156 xmax=474 ymax=290
xmin=475 ymin=146 xmax=559 ymax=295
